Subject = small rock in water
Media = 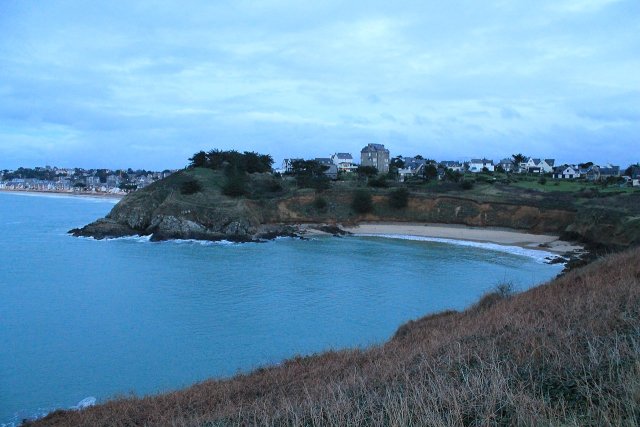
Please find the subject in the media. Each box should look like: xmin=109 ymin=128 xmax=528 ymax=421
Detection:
xmin=74 ymin=397 xmax=96 ymax=410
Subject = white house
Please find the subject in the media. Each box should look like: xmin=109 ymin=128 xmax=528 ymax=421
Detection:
xmin=281 ymin=158 xmax=302 ymax=173
xmin=440 ymin=161 xmax=464 ymax=173
xmin=468 ymin=159 xmax=495 ymax=173
xmin=331 ymin=153 xmax=357 ymax=173
xmin=553 ymin=165 xmax=579 ymax=179
xmin=521 ymin=158 xmax=555 ymax=174
xmin=397 ymin=167 xmax=416 ymax=182
xmin=497 ymin=158 xmax=515 ymax=172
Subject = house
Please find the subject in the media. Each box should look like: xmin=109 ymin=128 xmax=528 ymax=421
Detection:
xmin=281 ymin=158 xmax=302 ymax=174
xmin=468 ymin=158 xmax=495 ymax=173
xmin=323 ymin=164 xmax=339 ymax=180
xmin=521 ymin=158 xmax=555 ymax=174
xmin=585 ymin=165 xmax=621 ymax=181
xmin=440 ymin=161 xmax=464 ymax=173
xmin=85 ymin=176 xmax=101 ymax=187
xmin=553 ymin=165 xmax=579 ymax=179
xmin=598 ymin=164 xmax=621 ymax=178
xmin=360 ymin=143 xmax=390 ymax=173
xmin=497 ymin=158 xmax=515 ymax=173
xmin=331 ymin=153 xmax=357 ymax=173
xmin=106 ymin=175 xmax=122 ymax=187
xmin=402 ymin=157 xmax=428 ymax=171
xmin=314 ymin=158 xmax=333 ymax=168
xmin=313 ymin=158 xmax=339 ymax=180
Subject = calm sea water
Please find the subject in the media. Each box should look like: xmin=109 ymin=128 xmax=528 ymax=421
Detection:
xmin=0 ymin=192 xmax=563 ymax=424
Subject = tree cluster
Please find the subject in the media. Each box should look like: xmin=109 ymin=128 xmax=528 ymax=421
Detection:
xmin=189 ymin=150 xmax=274 ymax=174
xmin=287 ymin=160 xmax=330 ymax=191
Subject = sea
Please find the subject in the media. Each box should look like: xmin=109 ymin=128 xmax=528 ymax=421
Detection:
xmin=0 ymin=192 xmax=563 ymax=425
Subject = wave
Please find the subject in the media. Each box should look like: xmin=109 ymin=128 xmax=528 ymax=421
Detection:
xmin=2 ymin=397 xmax=96 ymax=427
xmin=80 ymin=235 xmax=241 ymax=246
xmin=354 ymin=233 xmax=563 ymax=264
xmin=80 ymin=232 xmax=562 ymax=263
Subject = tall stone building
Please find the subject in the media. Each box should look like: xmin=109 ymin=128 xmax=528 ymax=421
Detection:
xmin=360 ymin=143 xmax=390 ymax=173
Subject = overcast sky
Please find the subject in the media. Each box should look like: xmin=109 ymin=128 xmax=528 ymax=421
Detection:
xmin=1 ymin=0 xmax=638 ymax=169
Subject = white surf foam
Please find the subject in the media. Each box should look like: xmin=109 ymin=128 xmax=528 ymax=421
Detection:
xmin=72 ymin=397 xmax=96 ymax=410
xmin=355 ymin=233 xmax=563 ymax=264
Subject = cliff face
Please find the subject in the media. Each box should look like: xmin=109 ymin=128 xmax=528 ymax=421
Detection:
xmin=273 ymin=193 xmax=576 ymax=233
xmin=70 ymin=168 xmax=640 ymax=249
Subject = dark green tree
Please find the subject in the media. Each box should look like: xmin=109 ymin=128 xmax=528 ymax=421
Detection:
xmin=189 ymin=151 xmax=208 ymax=168
xmin=511 ymin=153 xmax=526 ymax=167
xmin=180 ymin=179 xmax=202 ymax=195
xmin=388 ymin=187 xmax=409 ymax=209
xmin=290 ymin=160 xmax=330 ymax=190
xmin=422 ymin=164 xmax=438 ymax=180
xmin=351 ymin=189 xmax=373 ymax=214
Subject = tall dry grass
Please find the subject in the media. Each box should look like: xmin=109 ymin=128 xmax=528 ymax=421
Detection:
xmin=29 ymin=248 xmax=640 ymax=426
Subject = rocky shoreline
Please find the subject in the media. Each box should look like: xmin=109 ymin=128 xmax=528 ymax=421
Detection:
xmin=69 ymin=218 xmax=592 ymax=273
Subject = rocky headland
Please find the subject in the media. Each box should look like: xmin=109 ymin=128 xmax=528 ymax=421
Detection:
xmin=70 ymin=167 xmax=640 ymax=256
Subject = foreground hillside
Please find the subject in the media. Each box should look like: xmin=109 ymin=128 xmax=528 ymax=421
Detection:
xmin=31 ymin=247 xmax=640 ymax=426
xmin=71 ymin=167 xmax=640 ymax=250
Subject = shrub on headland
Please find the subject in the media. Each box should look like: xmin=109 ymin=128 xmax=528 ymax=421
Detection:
xmin=388 ymin=187 xmax=409 ymax=209
xmin=180 ymin=179 xmax=201 ymax=195
xmin=222 ymin=174 xmax=248 ymax=197
xmin=351 ymin=189 xmax=373 ymax=214
xmin=461 ymin=180 xmax=474 ymax=190
xmin=313 ymin=196 xmax=328 ymax=211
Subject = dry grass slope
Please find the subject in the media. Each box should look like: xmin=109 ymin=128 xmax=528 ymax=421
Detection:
xmin=30 ymin=248 xmax=640 ymax=426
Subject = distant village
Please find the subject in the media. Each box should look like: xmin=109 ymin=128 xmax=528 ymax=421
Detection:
xmin=0 ymin=167 xmax=178 ymax=195
xmin=1 ymin=143 xmax=639 ymax=196
xmin=279 ymin=143 xmax=640 ymax=187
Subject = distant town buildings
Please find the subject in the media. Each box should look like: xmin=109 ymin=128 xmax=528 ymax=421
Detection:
xmin=3 ymin=149 xmax=637 ymax=196
xmin=0 ymin=167 xmax=177 ymax=195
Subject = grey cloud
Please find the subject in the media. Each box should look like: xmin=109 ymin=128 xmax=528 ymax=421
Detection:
xmin=1 ymin=0 xmax=639 ymax=168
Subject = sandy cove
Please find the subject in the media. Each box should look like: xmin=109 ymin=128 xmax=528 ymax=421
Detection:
xmin=334 ymin=222 xmax=583 ymax=254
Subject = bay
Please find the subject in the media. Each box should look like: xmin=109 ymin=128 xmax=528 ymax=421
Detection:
xmin=0 ymin=192 xmax=562 ymax=424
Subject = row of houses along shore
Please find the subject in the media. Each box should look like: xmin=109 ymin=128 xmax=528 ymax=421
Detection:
xmin=0 ymin=167 xmax=178 ymax=195
xmin=280 ymin=143 xmax=640 ymax=186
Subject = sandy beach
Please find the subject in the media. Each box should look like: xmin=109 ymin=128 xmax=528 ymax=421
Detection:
xmin=0 ymin=189 xmax=124 ymax=200
xmin=339 ymin=222 xmax=582 ymax=254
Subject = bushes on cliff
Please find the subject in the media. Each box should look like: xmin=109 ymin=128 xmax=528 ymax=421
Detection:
xmin=289 ymin=160 xmax=331 ymax=191
xmin=461 ymin=180 xmax=474 ymax=190
xmin=313 ymin=196 xmax=328 ymax=211
xmin=351 ymin=190 xmax=373 ymax=214
xmin=180 ymin=179 xmax=202 ymax=195
xmin=367 ymin=175 xmax=389 ymax=188
xmin=222 ymin=174 xmax=248 ymax=197
xmin=388 ymin=187 xmax=409 ymax=209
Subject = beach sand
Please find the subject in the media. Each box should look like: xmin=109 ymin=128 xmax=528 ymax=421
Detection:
xmin=339 ymin=222 xmax=582 ymax=254
xmin=0 ymin=189 xmax=124 ymax=200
